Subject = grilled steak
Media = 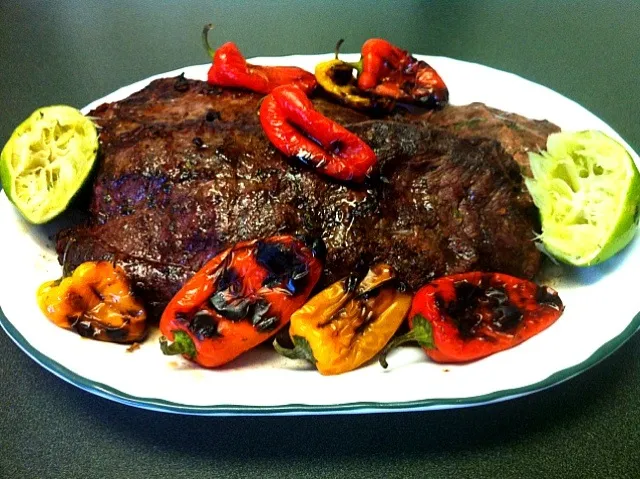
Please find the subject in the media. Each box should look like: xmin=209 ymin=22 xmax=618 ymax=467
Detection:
xmin=57 ymin=76 xmax=555 ymax=318
xmin=415 ymin=102 xmax=560 ymax=175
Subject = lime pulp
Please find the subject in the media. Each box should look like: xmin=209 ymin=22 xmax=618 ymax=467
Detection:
xmin=525 ymin=130 xmax=640 ymax=266
xmin=0 ymin=105 xmax=98 ymax=224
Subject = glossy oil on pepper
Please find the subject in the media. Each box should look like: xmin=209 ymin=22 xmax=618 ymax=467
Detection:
xmin=259 ymin=84 xmax=377 ymax=183
xmin=379 ymin=272 xmax=564 ymax=366
xmin=159 ymin=235 xmax=324 ymax=368
xmin=37 ymin=261 xmax=147 ymax=343
xmin=275 ymin=264 xmax=412 ymax=375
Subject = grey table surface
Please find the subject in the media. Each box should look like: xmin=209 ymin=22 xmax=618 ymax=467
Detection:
xmin=1 ymin=1 xmax=640 ymax=478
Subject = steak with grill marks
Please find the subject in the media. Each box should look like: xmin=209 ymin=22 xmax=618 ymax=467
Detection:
xmin=57 ymin=75 xmax=556 ymax=318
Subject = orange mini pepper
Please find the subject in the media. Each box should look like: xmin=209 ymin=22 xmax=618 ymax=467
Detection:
xmin=37 ymin=261 xmax=147 ymax=343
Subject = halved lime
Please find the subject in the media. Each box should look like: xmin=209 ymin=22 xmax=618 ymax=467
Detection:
xmin=525 ymin=130 xmax=640 ymax=266
xmin=0 ymin=105 xmax=98 ymax=224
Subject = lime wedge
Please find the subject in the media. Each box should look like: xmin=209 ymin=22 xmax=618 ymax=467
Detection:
xmin=0 ymin=105 xmax=98 ymax=224
xmin=525 ymin=130 xmax=640 ymax=266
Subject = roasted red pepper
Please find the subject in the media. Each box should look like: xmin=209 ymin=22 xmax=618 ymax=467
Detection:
xmin=159 ymin=235 xmax=324 ymax=368
xmin=202 ymin=24 xmax=316 ymax=95
xmin=379 ymin=272 xmax=564 ymax=366
xmin=259 ymin=84 xmax=377 ymax=182
xmin=355 ymin=38 xmax=448 ymax=108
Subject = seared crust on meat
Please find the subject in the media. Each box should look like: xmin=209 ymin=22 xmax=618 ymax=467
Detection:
xmin=58 ymin=75 xmax=552 ymax=318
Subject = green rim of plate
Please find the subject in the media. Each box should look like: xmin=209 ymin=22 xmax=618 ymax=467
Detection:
xmin=1 ymin=304 xmax=639 ymax=415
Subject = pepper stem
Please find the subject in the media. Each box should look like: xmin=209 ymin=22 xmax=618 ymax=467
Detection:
xmin=273 ymin=336 xmax=316 ymax=365
xmin=335 ymin=38 xmax=363 ymax=73
xmin=202 ymin=23 xmax=216 ymax=59
xmin=334 ymin=38 xmax=345 ymax=59
xmin=378 ymin=315 xmax=434 ymax=369
xmin=378 ymin=330 xmax=419 ymax=369
xmin=351 ymin=58 xmax=363 ymax=74
xmin=159 ymin=330 xmax=197 ymax=359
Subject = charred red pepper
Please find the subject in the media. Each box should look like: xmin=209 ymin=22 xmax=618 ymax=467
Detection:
xmin=379 ymin=272 xmax=564 ymax=366
xmin=355 ymin=38 xmax=448 ymax=108
xmin=159 ymin=235 xmax=324 ymax=368
xmin=259 ymin=84 xmax=377 ymax=182
xmin=202 ymin=24 xmax=316 ymax=95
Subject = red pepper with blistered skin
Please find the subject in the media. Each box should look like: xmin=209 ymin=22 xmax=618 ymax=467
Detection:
xmin=356 ymin=38 xmax=449 ymax=108
xmin=159 ymin=235 xmax=324 ymax=368
xmin=259 ymin=84 xmax=377 ymax=182
xmin=202 ymin=24 xmax=316 ymax=95
xmin=379 ymin=272 xmax=564 ymax=366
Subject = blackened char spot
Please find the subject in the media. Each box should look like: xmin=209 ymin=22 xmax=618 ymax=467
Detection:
xmin=217 ymin=267 xmax=243 ymax=295
xmin=209 ymin=265 xmax=253 ymax=320
xmin=73 ymin=319 xmax=95 ymax=339
xmin=491 ymin=304 xmax=523 ymax=331
xmin=447 ymin=280 xmax=524 ymax=338
xmin=484 ymin=287 xmax=508 ymax=304
xmin=250 ymin=300 xmax=271 ymax=328
xmin=209 ymin=292 xmax=251 ymax=321
xmin=447 ymin=280 xmax=484 ymax=338
xmin=189 ymin=310 xmax=221 ymax=339
xmin=535 ymin=285 xmax=563 ymax=311
xmin=254 ymin=316 xmax=279 ymax=332
xmin=256 ymin=240 xmax=309 ymax=295
xmin=105 ymin=326 xmax=129 ymax=342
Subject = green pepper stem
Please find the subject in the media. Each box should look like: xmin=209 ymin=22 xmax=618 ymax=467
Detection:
xmin=378 ymin=330 xmax=420 ymax=369
xmin=202 ymin=23 xmax=216 ymax=59
xmin=378 ymin=315 xmax=435 ymax=369
xmin=273 ymin=336 xmax=316 ymax=365
xmin=351 ymin=58 xmax=363 ymax=74
xmin=334 ymin=38 xmax=363 ymax=73
xmin=159 ymin=330 xmax=197 ymax=359
xmin=334 ymin=38 xmax=345 ymax=59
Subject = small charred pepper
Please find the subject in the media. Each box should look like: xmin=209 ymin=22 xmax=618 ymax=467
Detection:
xmin=259 ymin=84 xmax=377 ymax=183
xmin=314 ymin=40 xmax=394 ymax=113
xmin=274 ymin=264 xmax=412 ymax=375
xmin=159 ymin=235 xmax=324 ymax=368
xmin=355 ymin=38 xmax=448 ymax=108
xmin=37 ymin=261 xmax=147 ymax=343
xmin=379 ymin=272 xmax=564 ymax=367
xmin=202 ymin=24 xmax=316 ymax=95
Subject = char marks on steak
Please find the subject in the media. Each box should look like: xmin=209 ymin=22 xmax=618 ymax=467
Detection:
xmin=57 ymin=75 xmax=555 ymax=318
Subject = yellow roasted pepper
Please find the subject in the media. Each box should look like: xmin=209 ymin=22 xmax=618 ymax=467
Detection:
xmin=274 ymin=264 xmax=412 ymax=375
xmin=37 ymin=261 xmax=147 ymax=343
xmin=314 ymin=40 xmax=394 ymax=113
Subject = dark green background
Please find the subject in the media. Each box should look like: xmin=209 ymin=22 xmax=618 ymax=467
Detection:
xmin=1 ymin=1 xmax=639 ymax=477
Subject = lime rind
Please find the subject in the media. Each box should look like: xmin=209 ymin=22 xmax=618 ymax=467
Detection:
xmin=0 ymin=105 xmax=98 ymax=224
xmin=525 ymin=130 xmax=640 ymax=266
